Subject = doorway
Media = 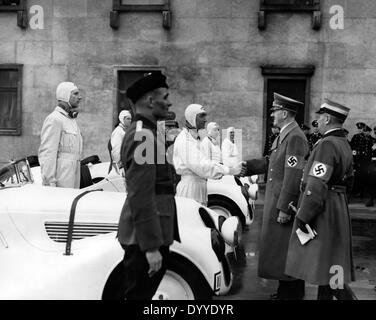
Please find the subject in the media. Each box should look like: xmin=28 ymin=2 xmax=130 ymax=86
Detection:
xmin=115 ymin=67 xmax=162 ymax=128
xmin=261 ymin=66 xmax=315 ymax=148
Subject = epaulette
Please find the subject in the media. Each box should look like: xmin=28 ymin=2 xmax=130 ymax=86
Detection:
xmin=136 ymin=120 xmax=143 ymax=132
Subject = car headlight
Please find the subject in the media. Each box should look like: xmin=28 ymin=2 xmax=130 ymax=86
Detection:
xmin=220 ymin=216 xmax=240 ymax=247
xmin=248 ymin=183 xmax=258 ymax=200
xmin=211 ymin=229 xmax=225 ymax=262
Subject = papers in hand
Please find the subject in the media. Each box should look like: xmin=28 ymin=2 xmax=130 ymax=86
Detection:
xmin=296 ymin=224 xmax=317 ymax=245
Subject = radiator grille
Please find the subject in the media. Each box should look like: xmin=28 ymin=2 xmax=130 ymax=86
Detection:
xmin=45 ymin=222 xmax=118 ymax=243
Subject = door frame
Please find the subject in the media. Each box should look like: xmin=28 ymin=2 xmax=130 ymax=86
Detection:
xmin=113 ymin=65 xmax=164 ymax=128
xmin=260 ymin=65 xmax=315 ymax=149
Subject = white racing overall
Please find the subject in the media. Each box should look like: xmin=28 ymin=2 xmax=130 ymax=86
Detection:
xmin=173 ymin=128 xmax=229 ymax=205
xmin=38 ymin=106 xmax=83 ymax=188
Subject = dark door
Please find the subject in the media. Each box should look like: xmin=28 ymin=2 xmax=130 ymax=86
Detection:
xmin=265 ymin=78 xmax=307 ymax=138
xmin=117 ymin=70 xmax=152 ymax=126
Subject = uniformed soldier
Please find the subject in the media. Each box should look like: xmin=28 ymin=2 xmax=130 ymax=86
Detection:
xmin=308 ymin=120 xmax=322 ymax=150
xmin=242 ymin=93 xmax=309 ymax=300
xmin=285 ymin=98 xmax=356 ymax=300
xmin=117 ymin=71 xmax=180 ymax=300
xmin=350 ymin=122 xmax=368 ymax=197
xmin=300 ymin=123 xmax=310 ymax=141
xmin=364 ymin=125 xmax=375 ymax=206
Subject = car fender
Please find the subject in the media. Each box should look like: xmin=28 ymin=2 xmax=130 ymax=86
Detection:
xmin=208 ymin=177 xmax=251 ymax=224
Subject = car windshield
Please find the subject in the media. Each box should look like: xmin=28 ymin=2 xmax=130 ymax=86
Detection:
xmin=0 ymin=159 xmax=33 ymax=187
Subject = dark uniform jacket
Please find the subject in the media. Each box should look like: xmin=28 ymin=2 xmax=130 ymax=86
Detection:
xmin=285 ymin=128 xmax=355 ymax=285
xmin=245 ymin=121 xmax=309 ymax=280
xmin=263 ymin=132 xmax=279 ymax=157
xmin=308 ymin=132 xmax=322 ymax=150
xmin=350 ymin=132 xmax=368 ymax=158
xmin=117 ymin=114 xmax=179 ymax=252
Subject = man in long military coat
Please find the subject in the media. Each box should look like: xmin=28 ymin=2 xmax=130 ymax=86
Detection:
xmin=350 ymin=122 xmax=367 ymax=197
xmin=243 ymin=93 xmax=309 ymax=300
xmin=117 ymin=71 xmax=180 ymax=300
xmin=285 ymin=99 xmax=356 ymax=300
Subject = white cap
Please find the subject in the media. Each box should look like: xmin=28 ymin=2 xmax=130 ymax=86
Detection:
xmin=226 ymin=126 xmax=235 ymax=135
xmin=184 ymin=104 xmax=206 ymax=128
xmin=56 ymin=82 xmax=78 ymax=103
xmin=207 ymin=122 xmax=219 ymax=135
xmin=119 ymin=110 xmax=132 ymax=125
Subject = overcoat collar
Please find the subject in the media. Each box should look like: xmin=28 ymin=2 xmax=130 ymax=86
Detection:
xmin=322 ymin=128 xmax=346 ymax=139
xmin=271 ymin=121 xmax=298 ymax=149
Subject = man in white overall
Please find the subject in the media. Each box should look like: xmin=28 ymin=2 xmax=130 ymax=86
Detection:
xmin=173 ymin=104 xmax=242 ymax=205
xmin=109 ymin=110 xmax=132 ymax=174
xmin=201 ymin=122 xmax=222 ymax=164
xmin=38 ymin=82 xmax=83 ymax=188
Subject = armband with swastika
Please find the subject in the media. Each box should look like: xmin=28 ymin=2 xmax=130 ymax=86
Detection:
xmin=285 ymin=155 xmax=305 ymax=169
xmin=308 ymin=161 xmax=333 ymax=182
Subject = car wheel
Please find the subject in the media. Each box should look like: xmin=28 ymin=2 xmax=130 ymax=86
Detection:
xmin=154 ymin=257 xmax=212 ymax=300
xmin=208 ymin=195 xmax=245 ymax=226
xmin=102 ymin=256 xmax=213 ymax=300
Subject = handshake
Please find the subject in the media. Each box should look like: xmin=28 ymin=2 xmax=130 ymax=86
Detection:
xmin=228 ymin=161 xmax=248 ymax=177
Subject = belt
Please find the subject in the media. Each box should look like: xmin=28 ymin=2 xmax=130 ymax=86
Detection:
xmin=328 ymin=185 xmax=346 ymax=193
xmin=57 ymin=152 xmax=80 ymax=161
xmin=155 ymin=184 xmax=174 ymax=195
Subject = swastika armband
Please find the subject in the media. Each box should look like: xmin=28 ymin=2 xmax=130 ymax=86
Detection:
xmin=308 ymin=161 xmax=333 ymax=181
xmin=285 ymin=155 xmax=305 ymax=169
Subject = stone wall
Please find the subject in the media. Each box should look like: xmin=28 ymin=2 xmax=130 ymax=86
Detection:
xmin=1 ymin=0 xmax=376 ymax=165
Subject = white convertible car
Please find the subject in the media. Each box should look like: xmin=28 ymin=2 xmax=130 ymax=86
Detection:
xmin=46 ymin=155 xmax=258 ymax=228
xmin=0 ymin=158 xmax=240 ymax=300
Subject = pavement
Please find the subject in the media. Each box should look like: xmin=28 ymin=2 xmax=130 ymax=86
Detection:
xmin=215 ymin=184 xmax=376 ymax=300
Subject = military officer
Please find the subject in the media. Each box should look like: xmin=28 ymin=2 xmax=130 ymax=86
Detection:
xmin=308 ymin=120 xmax=322 ymax=150
xmin=301 ymin=123 xmax=310 ymax=141
xmin=350 ymin=122 xmax=368 ymax=197
xmin=242 ymin=93 xmax=309 ymax=300
xmin=364 ymin=125 xmax=375 ymax=206
xmin=285 ymin=99 xmax=356 ymax=300
xmin=117 ymin=71 xmax=180 ymax=300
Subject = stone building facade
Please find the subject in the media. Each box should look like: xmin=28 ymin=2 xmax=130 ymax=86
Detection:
xmin=0 ymin=0 xmax=375 ymax=166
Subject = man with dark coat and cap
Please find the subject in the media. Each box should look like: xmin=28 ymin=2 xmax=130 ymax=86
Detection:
xmin=350 ymin=122 xmax=367 ymax=198
xmin=308 ymin=120 xmax=322 ymax=150
xmin=241 ymin=93 xmax=309 ymax=300
xmin=285 ymin=98 xmax=356 ymax=300
xmin=116 ymin=71 xmax=180 ymax=300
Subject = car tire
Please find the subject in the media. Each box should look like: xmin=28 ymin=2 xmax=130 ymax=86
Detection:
xmin=208 ymin=195 xmax=245 ymax=227
xmin=160 ymin=255 xmax=213 ymax=300
xmin=102 ymin=255 xmax=213 ymax=300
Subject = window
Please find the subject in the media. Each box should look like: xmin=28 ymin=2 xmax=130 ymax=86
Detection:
xmin=258 ymin=0 xmax=321 ymax=30
xmin=110 ymin=0 xmax=171 ymax=29
xmin=0 ymin=65 xmax=23 ymax=136
xmin=0 ymin=0 xmax=27 ymax=28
